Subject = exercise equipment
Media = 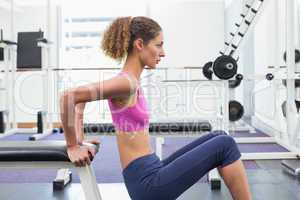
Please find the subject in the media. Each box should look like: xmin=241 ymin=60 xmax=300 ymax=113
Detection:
xmin=281 ymin=160 xmax=300 ymax=177
xmin=202 ymin=61 xmax=213 ymax=80
xmin=229 ymin=100 xmax=244 ymax=122
xmin=0 ymin=141 xmax=102 ymax=200
xmin=202 ymin=55 xmax=238 ymax=80
xmin=20 ymin=31 xmax=54 ymax=141
xmin=207 ymin=0 xmax=300 ymax=190
xmin=53 ymin=168 xmax=73 ymax=190
xmin=281 ymin=100 xmax=300 ymax=118
xmin=203 ymin=0 xmax=265 ymax=81
xmin=0 ymin=30 xmax=67 ymax=190
xmin=283 ymin=49 xmax=300 ymax=63
xmin=265 ymin=73 xmax=274 ymax=80
xmin=0 ymin=48 xmax=3 ymax=61
xmin=0 ymin=30 xmax=4 ymax=61
xmin=17 ymin=31 xmax=43 ymax=69
xmin=282 ymin=79 xmax=300 ymax=88
xmin=221 ymin=0 xmax=265 ymax=58
xmin=213 ymin=55 xmax=238 ymax=80
xmin=0 ymin=31 xmax=54 ymax=140
xmin=229 ymin=73 xmax=243 ymax=89
xmin=0 ymin=32 xmax=35 ymax=139
xmin=0 ymin=111 xmax=4 ymax=133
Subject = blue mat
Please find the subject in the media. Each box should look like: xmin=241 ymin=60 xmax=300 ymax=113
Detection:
xmin=0 ymin=133 xmax=35 ymax=141
xmin=230 ymin=129 xmax=269 ymax=137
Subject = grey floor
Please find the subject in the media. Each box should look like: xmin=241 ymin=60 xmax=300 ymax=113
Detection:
xmin=0 ymin=160 xmax=300 ymax=200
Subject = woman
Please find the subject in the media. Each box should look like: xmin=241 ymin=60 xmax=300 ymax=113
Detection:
xmin=60 ymin=16 xmax=252 ymax=200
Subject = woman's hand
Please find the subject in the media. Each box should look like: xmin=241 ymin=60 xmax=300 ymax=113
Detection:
xmin=67 ymin=145 xmax=96 ymax=167
xmin=83 ymin=138 xmax=101 ymax=146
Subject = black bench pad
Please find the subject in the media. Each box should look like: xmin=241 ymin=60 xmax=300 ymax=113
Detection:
xmin=0 ymin=141 xmax=98 ymax=162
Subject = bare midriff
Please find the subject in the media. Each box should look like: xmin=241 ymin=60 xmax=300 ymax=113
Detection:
xmin=116 ymin=130 xmax=153 ymax=170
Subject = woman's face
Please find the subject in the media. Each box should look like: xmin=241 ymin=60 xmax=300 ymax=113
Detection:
xmin=140 ymin=31 xmax=165 ymax=69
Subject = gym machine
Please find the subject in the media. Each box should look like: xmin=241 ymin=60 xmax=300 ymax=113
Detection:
xmin=205 ymin=0 xmax=300 ymax=189
xmin=0 ymin=30 xmax=56 ymax=141
xmin=0 ymin=30 xmax=39 ymax=139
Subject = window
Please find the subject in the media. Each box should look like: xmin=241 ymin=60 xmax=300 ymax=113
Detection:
xmin=59 ymin=0 xmax=148 ymax=68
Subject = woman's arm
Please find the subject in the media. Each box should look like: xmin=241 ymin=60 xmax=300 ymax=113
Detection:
xmin=75 ymin=103 xmax=85 ymax=143
xmin=75 ymin=103 xmax=101 ymax=145
xmin=60 ymin=75 xmax=137 ymax=165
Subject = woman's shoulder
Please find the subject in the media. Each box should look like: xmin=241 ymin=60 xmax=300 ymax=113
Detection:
xmin=113 ymin=72 xmax=139 ymax=91
xmin=104 ymin=72 xmax=138 ymax=100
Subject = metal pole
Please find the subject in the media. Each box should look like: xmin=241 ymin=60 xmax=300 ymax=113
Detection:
xmin=11 ymin=45 xmax=17 ymax=129
xmin=223 ymin=81 xmax=229 ymax=133
xmin=47 ymin=0 xmax=51 ymax=40
xmin=297 ymin=2 xmax=300 ymax=50
xmin=46 ymin=0 xmax=52 ymax=130
xmin=3 ymin=46 xmax=10 ymax=129
xmin=273 ymin=0 xmax=285 ymax=138
xmin=10 ymin=0 xmax=14 ymax=41
xmin=44 ymin=45 xmax=49 ymax=130
xmin=286 ymin=0 xmax=297 ymax=144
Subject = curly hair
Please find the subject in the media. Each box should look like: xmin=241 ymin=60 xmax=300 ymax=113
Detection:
xmin=101 ymin=16 xmax=162 ymax=61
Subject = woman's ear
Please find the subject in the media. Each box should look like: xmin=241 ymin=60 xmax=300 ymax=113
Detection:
xmin=133 ymin=38 xmax=144 ymax=51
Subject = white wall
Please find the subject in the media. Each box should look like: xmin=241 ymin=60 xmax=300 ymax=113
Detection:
xmin=150 ymin=0 xmax=225 ymax=68
xmin=0 ymin=8 xmax=11 ymax=40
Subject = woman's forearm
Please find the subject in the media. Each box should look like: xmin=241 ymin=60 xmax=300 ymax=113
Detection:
xmin=75 ymin=103 xmax=86 ymax=143
xmin=60 ymin=92 xmax=78 ymax=147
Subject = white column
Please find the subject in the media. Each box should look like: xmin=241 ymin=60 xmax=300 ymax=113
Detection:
xmin=285 ymin=0 xmax=297 ymax=143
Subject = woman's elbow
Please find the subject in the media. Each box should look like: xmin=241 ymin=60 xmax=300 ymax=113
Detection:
xmin=59 ymin=90 xmax=73 ymax=107
xmin=60 ymin=89 xmax=86 ymax=108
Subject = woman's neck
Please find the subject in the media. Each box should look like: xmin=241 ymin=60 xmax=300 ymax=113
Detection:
xmin=123 ymin=54 xmax=144 ymax=80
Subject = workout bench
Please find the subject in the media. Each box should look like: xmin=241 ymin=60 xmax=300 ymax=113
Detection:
xmin=0 ymin=141 xmax=102 ymax=200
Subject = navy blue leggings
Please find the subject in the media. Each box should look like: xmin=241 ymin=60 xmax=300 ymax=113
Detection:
xmin=122 ymin=131 xmax=241 ymax=200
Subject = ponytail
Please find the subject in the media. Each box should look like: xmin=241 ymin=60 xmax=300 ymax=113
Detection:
xmin=101 ymin=17 xmax=131 ymax=61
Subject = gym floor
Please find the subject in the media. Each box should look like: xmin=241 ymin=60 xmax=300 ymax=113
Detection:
xmin=0 ymin=160 xmax=299 ymax=200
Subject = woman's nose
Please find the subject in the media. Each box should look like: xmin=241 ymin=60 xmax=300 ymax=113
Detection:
xmin=160 ymin=49 xmax=166 ymax=57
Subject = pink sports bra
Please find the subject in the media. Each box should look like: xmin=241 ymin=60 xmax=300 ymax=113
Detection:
xmin=108 ymin=72 xmax=150 ymax=132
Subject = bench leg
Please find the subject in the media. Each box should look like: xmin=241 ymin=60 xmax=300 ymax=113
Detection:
xmin=77 ymin=165 xmax=102 ymax=200
xmin=53 ymin=168 xmax=72 ymax=190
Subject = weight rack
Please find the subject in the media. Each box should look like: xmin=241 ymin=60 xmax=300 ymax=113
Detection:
xmin=221 ymin=0 xmax=266 ymax=59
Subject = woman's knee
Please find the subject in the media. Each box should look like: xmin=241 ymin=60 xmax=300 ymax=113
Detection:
xmin=210 ymin=130 xmax=228 ymax=137
xmin=208 ymin=131 xmax=240 ymax=153
xmin=216 ymin=135 xmax=241 ymax=167
xmin=220 ymin=134 xmax=237 ymax=148
xmin=209 ymin=131 xmax=237 ymax=149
